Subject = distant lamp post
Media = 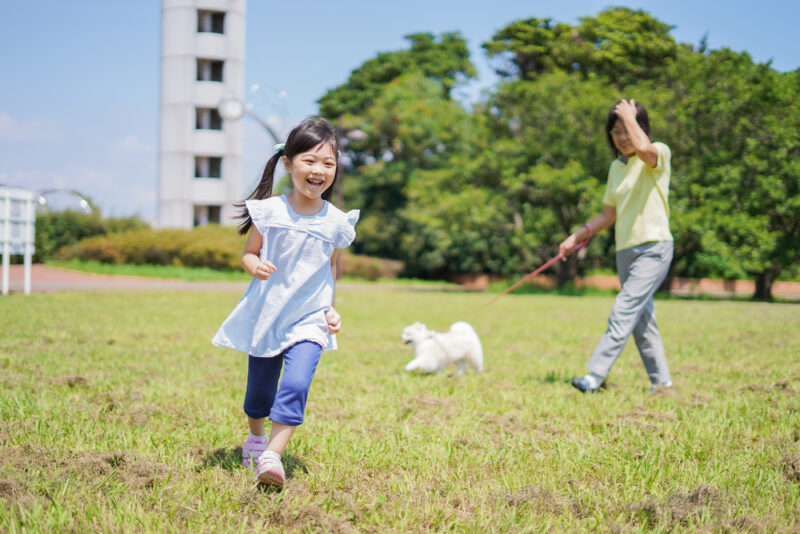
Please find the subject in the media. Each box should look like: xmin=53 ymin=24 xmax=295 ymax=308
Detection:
xmin=37 ymin=188 xmax=98 ymax=215
xmin=218 ymin=95 xmax=281 ymax=145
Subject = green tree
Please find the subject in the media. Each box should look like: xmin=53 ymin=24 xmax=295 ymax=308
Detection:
xmin=654 ymin=48 xmax=800 ymax=298
xmin=319 ymin=32 xmax=475 ymax=120
xmin=483 ymin=7 xmax=678 ymax=86
xmin=341 ymin=72 xmax=478 ymax=259
xmin=318 ymin=33 xmax=477 ymax=262
xmin=483 ymin=70 xmax=619 ymax=284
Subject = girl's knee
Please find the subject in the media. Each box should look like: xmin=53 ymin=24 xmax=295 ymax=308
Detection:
xmin=278 ymin=375 xmax=313 ymax=399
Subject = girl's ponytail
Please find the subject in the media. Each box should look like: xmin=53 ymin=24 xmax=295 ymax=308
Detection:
xmin=235 ymin=149 xmax=281 ymax=235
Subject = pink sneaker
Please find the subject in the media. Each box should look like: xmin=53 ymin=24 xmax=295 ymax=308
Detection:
xmin=241 ymin=436 xmax=268 ymax=467
xmin=256 ymin=450 xmax=285 ymax=486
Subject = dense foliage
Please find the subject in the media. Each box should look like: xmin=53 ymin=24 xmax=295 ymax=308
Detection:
xmin=319 ymin=8 xmax=799 ymax=298
xmin=33 ymin=210 xmax=146 ymax=263
xmin=56 ymin=225 xmax=246 ymax=270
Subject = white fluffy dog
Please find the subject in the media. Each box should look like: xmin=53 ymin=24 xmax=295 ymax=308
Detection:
xmin=401 ymin=321 xmax=483 ymax=374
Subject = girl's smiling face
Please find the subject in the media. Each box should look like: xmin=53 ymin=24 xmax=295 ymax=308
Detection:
xmin=284 ymin=142 xmax=337 ymax=201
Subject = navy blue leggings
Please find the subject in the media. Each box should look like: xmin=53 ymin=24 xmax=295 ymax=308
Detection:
xmin=243 ymin=341 xmax=322 ymax=426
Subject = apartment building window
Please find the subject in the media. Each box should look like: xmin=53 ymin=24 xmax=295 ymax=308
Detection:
xmin=195 ymin=108 xmax=222 ymax=130
xmin=197 ymin=10 xmax=225 ymax=34
xmin=197 ymin=59 xmax=224 ymax=82
xmin=194 ymin=205 xmax=221 ymax=226
xmin=195 ymin=156 xmax=222 ymax=178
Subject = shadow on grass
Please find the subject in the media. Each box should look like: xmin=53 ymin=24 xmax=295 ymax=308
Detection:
xmin=537 ymin=370 xmax=573 ymax=385
xmin=198 ymin=448 xmax=308 ymax=479
xmin=199 ymin=447 xmax=242 ymax=471
xmin=487 ymin=280 xmax=619 ymax=298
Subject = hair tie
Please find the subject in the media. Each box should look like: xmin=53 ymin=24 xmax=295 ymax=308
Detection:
xmin=584 ymin=223 xmax=593 ymax=239
xmin=273 ymin=143 xmax=285 ymax=153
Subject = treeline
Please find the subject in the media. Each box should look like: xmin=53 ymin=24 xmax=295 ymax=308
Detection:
xmin=318 ymin=8 xmax=799 ymax=299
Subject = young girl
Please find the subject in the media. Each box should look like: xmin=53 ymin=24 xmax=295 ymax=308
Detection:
xmin=559 ymin=99 xmax=673 ymax=393
xmin=212 ymin=117 xmax=359 ymax=486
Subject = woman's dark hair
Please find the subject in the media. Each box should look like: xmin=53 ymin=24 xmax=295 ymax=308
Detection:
xmin=236 ymin=116 xmax=341 ymax=235
xmin=605 ymin=100 xmax=650 ymax=157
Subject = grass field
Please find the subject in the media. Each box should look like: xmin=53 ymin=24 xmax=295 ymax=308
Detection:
xmin=1 ymin=287 xmax=799 ymax=532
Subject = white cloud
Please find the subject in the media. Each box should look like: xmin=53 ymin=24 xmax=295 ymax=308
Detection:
xmin=0 ymin=112 xmax=64 ymax=141
xmin=112 ymin=135 xmax=154 ymax=153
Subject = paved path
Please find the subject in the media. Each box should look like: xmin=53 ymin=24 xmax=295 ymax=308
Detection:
xmin=2 ymin=265 xmax=445 ymax=294
xmin=4 ymin=264 xmax=799 ymax=299
xmin=5 ymin=264 xmax=249 ymax=292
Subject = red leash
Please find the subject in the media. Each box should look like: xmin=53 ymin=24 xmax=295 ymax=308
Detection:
xmin=462 ymin=240 xmax=589 ymax=320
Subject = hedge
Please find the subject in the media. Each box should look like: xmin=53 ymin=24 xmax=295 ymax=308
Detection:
xmin=58 ymin=224 xmax=403 ymax=279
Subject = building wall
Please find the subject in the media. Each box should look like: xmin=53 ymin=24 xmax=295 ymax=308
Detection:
xmin=158 ymin=0 xmax=246 ymax=228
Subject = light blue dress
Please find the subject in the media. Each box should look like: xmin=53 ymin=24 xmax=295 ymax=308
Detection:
xmin=212 ymin=195 xmax=359 ymax=358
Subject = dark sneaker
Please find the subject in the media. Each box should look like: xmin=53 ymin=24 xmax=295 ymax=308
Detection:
xmin=571 ymin=374 xmax=604 ymax=392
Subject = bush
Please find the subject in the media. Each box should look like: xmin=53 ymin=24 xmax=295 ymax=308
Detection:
xmin=34 ymin=211 xmax=146 ymax=262
xmin=58 ymin=224 xmax=404 ymax=279
xmin=58 ymin=225 xmax=245 ymax=270
xmin=340 ymin=251 xmax=403 ymax=281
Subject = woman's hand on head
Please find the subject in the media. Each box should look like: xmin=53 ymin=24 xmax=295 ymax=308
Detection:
xmin=614 ymin=99 xmax=639 ymax=124
xmin=325 ymin=306 xmax=341 ymax=334
xmin=253 ymin=260 xmax=276 ymax=280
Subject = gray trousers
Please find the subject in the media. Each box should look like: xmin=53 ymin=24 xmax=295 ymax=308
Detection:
xmin=587 ymin=241 xmax=673 ymax=384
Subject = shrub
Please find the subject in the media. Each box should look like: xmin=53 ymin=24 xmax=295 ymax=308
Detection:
xmin=34 ymin=211 xmax=146 ymax=262
xmin=58 ymin=224 xmax=403 ymax=279
xmin=58 ymin=225 xmax=245 ymax=270
xmin=340 ymin=251 xmax=403 ymax=281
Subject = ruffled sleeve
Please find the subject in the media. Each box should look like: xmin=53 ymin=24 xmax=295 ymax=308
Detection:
xmin=244 ymin=199 xmax=272 ymax=236
xmin=334 ymin=209 xmax=360 ymax=249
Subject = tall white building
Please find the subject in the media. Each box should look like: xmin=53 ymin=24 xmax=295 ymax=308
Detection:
xmin=158 ymin=0 xmax=246 ymax=228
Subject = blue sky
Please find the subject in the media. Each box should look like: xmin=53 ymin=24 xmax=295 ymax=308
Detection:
xmin=1 ymin=0 xmax=798 ymax=221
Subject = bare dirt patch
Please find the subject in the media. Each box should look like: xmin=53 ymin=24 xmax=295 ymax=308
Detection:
xmin=648 ymin=385 xmax=682 ymax=399
xmin=782 ymin=452 xmax=800 ymax=483
xmin=401 ymin=394 xmax=458 ymax=425
xmin=3 ymin=446 xmax=171 ymax=493
xmin=54 ymin=375 xmax=88 ymax=387
xmin=265 ymin=502 xmax=357 ymax=533
xmin=741 ymin=379 xmax=796 ymax=394
xmin=630 ymin=484 xmax=723 ymax=528
xmin=506 ymin=485 xmax=574 ymax=516
xmin=0 ymin=478 xmax=20 ymax=499
xmin=480 ymin=412 xmax=525 ymax=434
xmin=688 ymin=392 xmax=712 ymax=407
xmin=623 ymin=406 xmax=678 ymax=423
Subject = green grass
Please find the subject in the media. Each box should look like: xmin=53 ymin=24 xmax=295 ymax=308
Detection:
xmin=1 ymin=287 xmax=799 ymax=532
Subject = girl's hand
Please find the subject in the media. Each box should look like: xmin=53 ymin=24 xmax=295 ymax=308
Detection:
xmin=614 ymin=99 xmax=638 ymax=124
xmin=253 ymin=260 xmax=276 ymax=280
xmin=325 ymin=307 xmax=342 ymax=334
xmin=558 ymin=234 xmax=579 ymax=259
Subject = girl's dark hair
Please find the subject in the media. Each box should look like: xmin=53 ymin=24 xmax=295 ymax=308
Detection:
xmin=236 ymin=116 xmax=341 ymax=235
xmin=605 ymin=100 xmax=650 ymax=157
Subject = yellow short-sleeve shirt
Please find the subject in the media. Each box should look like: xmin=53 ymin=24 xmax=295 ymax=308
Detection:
xmin=602 ymin=141 xmax=673 ymax=251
